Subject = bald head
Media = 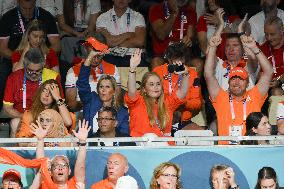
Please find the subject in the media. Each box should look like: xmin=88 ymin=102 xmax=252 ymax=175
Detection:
xmin=107 ymin=153 xmax=129 ymax=184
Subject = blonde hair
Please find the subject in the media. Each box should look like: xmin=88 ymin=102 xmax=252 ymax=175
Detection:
xmin=140 ymin=72 xmax=169 ymax=131
xmin=17 ymin=20 xmax=49 ymax=55
xmin=150 ymin=162 xmax=182 ymax=189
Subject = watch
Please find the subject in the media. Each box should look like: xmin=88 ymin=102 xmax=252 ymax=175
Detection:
xmin=56 ymin=98 xmax=66 ymax=106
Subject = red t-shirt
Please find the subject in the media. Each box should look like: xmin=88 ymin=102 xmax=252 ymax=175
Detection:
xmin=3 ymin=69 xmax=61 ymax=113
xmin=11 ymin=48 xmax=59 ymax=69
xmin=125 ymin=92 xmax=184 ymax=137
xmin=149 ymin=3 xmax=197 ymax=56
xmin=260 ymin=42 xmax=284 ymax=78
xmin=197 ymin=15 xmax=239 ymax=59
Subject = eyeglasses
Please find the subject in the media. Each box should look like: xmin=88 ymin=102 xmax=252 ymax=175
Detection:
xmin=96 ymin=117 xmax=115 ymax=122
xmin=26 ymin=67 xmax=43 ymax=75
xmin=51 ymin=163 xmax=69 ymax=170
xmin=161 ymin=173 xmax=178 ymax=178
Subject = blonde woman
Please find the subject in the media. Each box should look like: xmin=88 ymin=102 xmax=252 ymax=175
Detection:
xmin=11 ymin=19 xmax=59 ymax=72
xmin=150 ymin=162 xmax=183 ymax=189
xmin=125 ymin=49 xmax=189 ymax=137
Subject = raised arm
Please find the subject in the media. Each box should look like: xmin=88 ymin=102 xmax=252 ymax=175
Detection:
xmin=72 ymin=119 xmax=90 ymax=183
xmin=127 ymin=49 xmax=142 ymax=98
xmin=30 ymin=119 xmax=49 ymax=158
xmin=175 ymin=62 xmax=190 ymax=99
xmin=241 ymin=35 xmax=273 ymax=96
xmin=204 ymin=35 xmax=222 ymax=100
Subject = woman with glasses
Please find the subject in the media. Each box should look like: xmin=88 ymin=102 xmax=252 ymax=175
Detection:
xmin=11 ymin=20 xmax=59 ymax=73
xmin=150 ymin=162 xmax=183 ymax=189
xmin=77 ymin=49 xmax=129 ymax=136
xmin=16 ymin=79 xmax=75 ymax=146
xmin=255 ymin=167 xmax=280 ymax=189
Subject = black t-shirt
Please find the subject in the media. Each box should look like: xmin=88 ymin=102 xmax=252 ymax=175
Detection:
xmin=0 ymin=6 xmax=59 ymax=51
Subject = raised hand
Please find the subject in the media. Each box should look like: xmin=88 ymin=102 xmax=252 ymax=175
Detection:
xmin=72 ymin=119 xmax=90 ymax=142
xmin=214 ymin=8 xmax=225 ymax=35
xmin=240 ymin=35 xmax=257 ymax=49
xmin=204 ymin=13 xmax=218 ymax=26
xmin=238 ymin=13 xmax=248 ymax=33
xmin=208 ymin=35 xmax=222 ymax=48
xmin=173 ymin=59 xmax=188 ymax=76
xmin=47 ymin=83 xmax=61 ymax=101
xmin=129 ymin=48 xmax=142 ymax=71
xmin=30 ymin=120 xmax=48 ymax=140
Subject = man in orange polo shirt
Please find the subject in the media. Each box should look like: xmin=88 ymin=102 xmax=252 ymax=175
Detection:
xmin=204 ymin=34 xmax=273 ymax=141
xmin=91 ymin=153 xmax=129 ymax=189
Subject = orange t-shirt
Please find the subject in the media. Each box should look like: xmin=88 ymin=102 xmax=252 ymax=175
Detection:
xmin=40 ymin=176 xmax=79 ymax=189
xmin=91 ymin=179 xmax=114 ymax=189
xmin=212 ymin=86 xmax=267 ymax=137
xmin=125 ymin=92 xmax=184 ymax=137
xmin=153 ymin=65 xmax=202 ymax=121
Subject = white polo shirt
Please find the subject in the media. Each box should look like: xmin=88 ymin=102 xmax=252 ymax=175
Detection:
xmin=96 ymin=7 xmax=146 ymax=55
xmin=215 ymin=57 xmax=258 ymax=91
xmin=249 ymin=9 xmax=284 ymax=44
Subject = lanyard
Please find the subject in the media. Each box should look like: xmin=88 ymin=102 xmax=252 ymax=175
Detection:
xmin=163 ymin=1 xmax=185 ymax=40
xmin=23 ymin=71 xmax=42 ymax=110
xmin=223 ymin=62 xmax=231 ymax=78
xmin=164 ymin=71 xmax=182 ymax=94
xmin=268 ymin=46 xmax=284 ymax=74
xmin=17 ymin=6 xmax=39 ymax=34
xmin=229 ymin=94 xmax=247 ymax=123
xmin=112 ymin=8 xmax=131 ymax=34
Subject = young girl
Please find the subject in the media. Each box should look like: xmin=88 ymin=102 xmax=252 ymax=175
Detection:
xmin=125 ymin=49 xmax=189 ymax=137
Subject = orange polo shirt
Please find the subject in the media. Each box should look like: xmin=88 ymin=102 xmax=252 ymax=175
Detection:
xmin=153 ymin=65 xmax=202 ymax=121
xmin=125 ymin=92 xmax=184 ymax=137
xmin=91 ymin=179 xmax=113 ymax=189
xmin=212 ymin=86 xmax=267 ymax=137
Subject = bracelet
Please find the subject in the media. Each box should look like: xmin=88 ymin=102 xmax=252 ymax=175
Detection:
xmin=182 ymin=72 xmax=189 ymax=77
xmin=238 ymin=31 xmax=245 ymax=36
xmin=253 ymin=48 xmax=262 ymax=55
xmin=56 ymin=98 xmax=66 ymax=106
xmin=129 ymin=69 xmax=136 ymax=73
xmin=77 ymin=142 xmax=87 ymax=146
xmin=231 ymin=185 xmax=239 ymax=189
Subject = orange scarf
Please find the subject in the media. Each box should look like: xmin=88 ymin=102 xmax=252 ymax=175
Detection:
xmin=0 ymin=148 xmax=56 ymax=188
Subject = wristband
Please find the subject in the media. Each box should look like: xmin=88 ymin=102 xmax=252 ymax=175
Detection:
xmin=253 ymin=49 xmax=262 ymax=55
xmin=182 ymin=72 xmax=189 ymax=77
xmin=129 ymin=69 xmax=136 ymax=73
xmin=77 ymin=142 xmax=87 ymax=146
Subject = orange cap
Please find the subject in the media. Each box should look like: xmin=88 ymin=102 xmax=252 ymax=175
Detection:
xmin=84 ymin=37 xmax=109 ymax=52
xmin=229 ymin=67 xmax=248 ymax=80
xmin=3 ymin=169 xmax=22 ymax=181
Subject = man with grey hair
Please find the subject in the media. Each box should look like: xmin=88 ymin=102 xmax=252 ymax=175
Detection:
xmin=249 ymin=0 xmax=284 ymax=44
xmin=260 ymin=16 xmax=284 ymax=88
xmin=3 ymin=48 xmax=61 ymax=137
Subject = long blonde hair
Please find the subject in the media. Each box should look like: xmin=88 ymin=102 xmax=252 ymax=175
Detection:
xmin=140 ymin=72 xmax=169 ymax=131
xmin=17 ymin=20 xmax=49 ymax=55
xmin=150 ymin=162 xmax=182 ymax=189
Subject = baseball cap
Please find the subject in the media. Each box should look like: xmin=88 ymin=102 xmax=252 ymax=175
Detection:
xmin=229 ymin=67 xmax=248 ymax=80
xmin=2 ymin=169 xmax=22 ymax=186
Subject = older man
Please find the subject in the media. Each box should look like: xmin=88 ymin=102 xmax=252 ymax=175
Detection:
xmin=91 ymin=153 xmax=129 ymax=189
xmin=260 ymin=16 xmax=284 ymax=88
xmin=204 ymin=33 xmax=273 ymax=139
xmin=29 ymin=119 xmax=89 ymax=189
xmin=1 ymin=169 xmax=23 ymax=189
xmin=249 ymin=0 xmax=284 ymax=44
xmin=3 ymin=48 xmax=61 ymax=137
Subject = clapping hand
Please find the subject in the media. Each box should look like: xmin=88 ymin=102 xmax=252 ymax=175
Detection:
xmin=215 ymin=8 xmax=225 ymax=35
xmin=240 ymin=35 xmax=257 ymax=49
xmin=238 ymin=13 xmax=248 ymax=34
xmin=72 ymin=119 xmax=90 ymax=143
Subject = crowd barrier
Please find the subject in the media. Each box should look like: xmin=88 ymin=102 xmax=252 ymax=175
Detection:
xmin=0 ymin=136 xmax=284 ymax=189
